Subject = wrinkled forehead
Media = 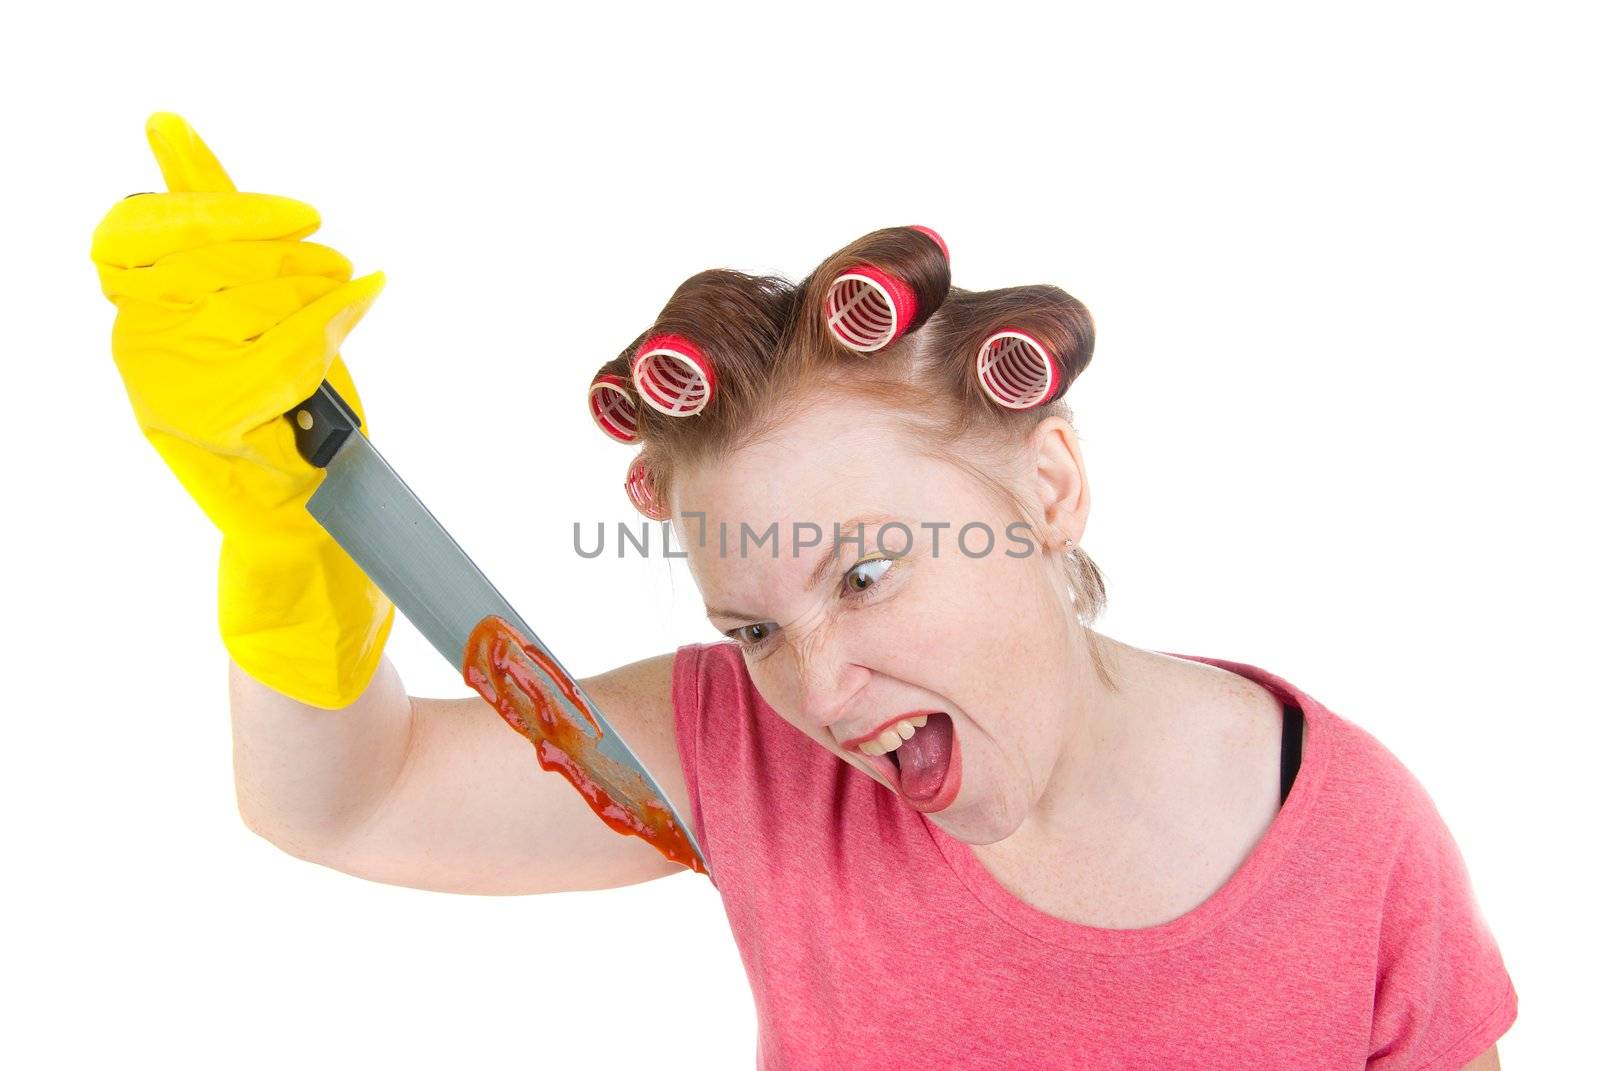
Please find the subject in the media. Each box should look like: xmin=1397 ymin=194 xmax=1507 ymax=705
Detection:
xmin=672 ymin=407 xmax=911 ymax=563
xmin=669 ymin=401 xmax=1001 ymax=598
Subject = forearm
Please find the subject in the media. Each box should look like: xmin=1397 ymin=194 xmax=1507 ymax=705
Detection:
xmin=229 ymin=652 xmax=414 ymax=862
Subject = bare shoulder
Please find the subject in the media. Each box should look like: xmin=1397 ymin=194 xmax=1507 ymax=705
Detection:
xmin=578 ymin=651 xmax=693 ymax=842
xmin=1142 ymin=648 xmax=1290 ymax=753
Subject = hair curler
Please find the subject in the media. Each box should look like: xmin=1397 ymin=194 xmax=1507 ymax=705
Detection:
xmin=588 ymin=371 xmax=642 ymax=443
xmin=631 ymin=333 xmax=716 ymax=417
xmin=823 ymin=225 xmax=949 ymax=353
xmin=975 ymin=328 xmax=1066 ymax=410
xmin=624 ymin=453 xmax=671 ymax=520
xmin=907 ymin=224 xmax=949 ymax=258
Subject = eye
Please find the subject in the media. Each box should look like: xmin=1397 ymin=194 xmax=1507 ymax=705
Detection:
xmin=725 ymin=556 xmax=897 ymax=651
xmin=842 ymin=555 xmax=894 ymax=596
xmin=729 ymin=621 xmax=777 ymax=649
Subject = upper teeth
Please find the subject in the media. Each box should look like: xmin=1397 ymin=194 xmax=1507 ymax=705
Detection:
xmin=858 ymin=715 xmax=929 ymax=756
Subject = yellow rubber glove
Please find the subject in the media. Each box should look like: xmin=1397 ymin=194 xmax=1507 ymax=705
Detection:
xmin=91 ymin=113 xmax=395 ymax=709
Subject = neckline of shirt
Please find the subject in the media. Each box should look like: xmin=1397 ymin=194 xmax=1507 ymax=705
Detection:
xmin=916 ymin=652 xmax=1334 ymax=956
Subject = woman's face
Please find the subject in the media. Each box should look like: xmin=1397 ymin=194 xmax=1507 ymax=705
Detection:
xmin=675 ymin=393 xmax=1093 ymax=844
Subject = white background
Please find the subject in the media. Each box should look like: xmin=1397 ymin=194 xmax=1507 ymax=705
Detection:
xmin=3 ymin=2 xmax=1593 ymax=1067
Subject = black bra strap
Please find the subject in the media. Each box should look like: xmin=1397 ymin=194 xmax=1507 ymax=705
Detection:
xmin=1280 ymin=703 xmax=1304 ymax=805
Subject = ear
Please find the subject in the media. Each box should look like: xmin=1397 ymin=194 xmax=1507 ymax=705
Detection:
xmin=1028 ymin=415 xmax=1090 ymax=545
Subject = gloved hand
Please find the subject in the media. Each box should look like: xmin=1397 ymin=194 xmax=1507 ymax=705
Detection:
xmin=91 ymin=112 xmax=395 ymax=709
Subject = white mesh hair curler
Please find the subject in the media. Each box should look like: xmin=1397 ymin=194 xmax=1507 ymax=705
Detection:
xmin=823 ymin=225 xmax=949 ymax=353
xmin=588 ymin=371 xmax=642 ymax=443
xmin=825 ymin=266 xmax=913 ymax=352
xmin=975 ymin=328 xmax=1065 ymax=410
xmin=631 ymin=333 xmax=716 ymax=417
xmin=625 ymin=453 xmax=670 ymax=520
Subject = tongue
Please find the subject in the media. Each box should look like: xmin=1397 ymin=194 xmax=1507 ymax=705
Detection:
xmin=895 ymin=712 xmax=953 ymax=800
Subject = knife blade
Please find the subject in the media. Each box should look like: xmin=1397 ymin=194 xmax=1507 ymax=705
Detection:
xmin=285 ymin=379 xmax=709 ymax=877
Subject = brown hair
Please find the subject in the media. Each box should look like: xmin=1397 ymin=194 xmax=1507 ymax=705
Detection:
xmin=598 ymin=227 xmax=1110 ymax=671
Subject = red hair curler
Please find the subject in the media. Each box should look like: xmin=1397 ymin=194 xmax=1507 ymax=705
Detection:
xmin=908 ymin=224 xmax=949 ymax=258
xmin=588 ymin=371 xmax=641 ymax=443
xmin=625 ymin=453 xmax=671 ymax=520
xmin=824 ymin=225 xmax=949 ymax=353
xmin=975 ymin=328 xmax=1065 ymax=410
xmin=631 ymin=333 xmax=716 ymax=417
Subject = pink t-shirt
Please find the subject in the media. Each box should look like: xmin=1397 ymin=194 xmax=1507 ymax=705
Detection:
xmin=671 ymin=641 xmax=1517 ymax=1070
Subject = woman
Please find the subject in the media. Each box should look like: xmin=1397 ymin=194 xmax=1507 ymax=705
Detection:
xmin=93 ymin=114 xmax=1516 ymax=1069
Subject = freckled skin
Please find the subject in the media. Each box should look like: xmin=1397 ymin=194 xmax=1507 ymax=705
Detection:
xmin=674 ymin=393 xmax=1290 ymax=927
xmin=676 ymin=394 xmax=1100 ymax=846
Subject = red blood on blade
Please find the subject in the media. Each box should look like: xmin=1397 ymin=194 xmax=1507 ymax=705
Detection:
xmin=896 ymin=712 xmax=953 ymax=800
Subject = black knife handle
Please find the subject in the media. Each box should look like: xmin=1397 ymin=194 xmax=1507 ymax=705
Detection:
xmin=287 ymin=380 xmax=364 ymax=469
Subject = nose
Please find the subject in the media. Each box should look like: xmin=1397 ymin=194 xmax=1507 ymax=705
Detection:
xmin=788 ymin=636 xmax=871 ymax=736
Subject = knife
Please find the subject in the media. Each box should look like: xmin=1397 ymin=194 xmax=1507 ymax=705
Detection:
xmin=284 ymin=378 xmax=710 ymax=878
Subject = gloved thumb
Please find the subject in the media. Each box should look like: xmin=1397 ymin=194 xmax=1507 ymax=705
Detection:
xmin=146 ymin=112 xmax=237 ymax=194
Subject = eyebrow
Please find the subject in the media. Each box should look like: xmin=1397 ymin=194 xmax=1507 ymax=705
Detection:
xmin=704 ymin=512 xmax=897 ymax=623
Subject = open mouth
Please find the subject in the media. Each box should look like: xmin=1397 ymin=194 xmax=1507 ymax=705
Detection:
xmin=855 ymin=711 xmax=958 ymax=807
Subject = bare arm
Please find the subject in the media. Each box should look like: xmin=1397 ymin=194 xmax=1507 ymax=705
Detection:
xmin=230 ymin=649 xmax=690 ymax=894
xmin=1461 ymin=1044 xmax=1500 ymax=1070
